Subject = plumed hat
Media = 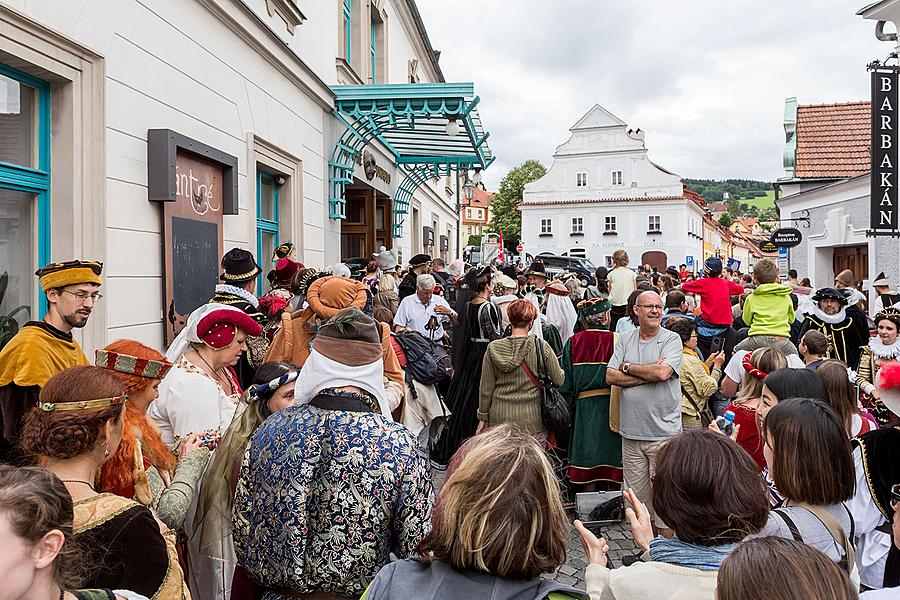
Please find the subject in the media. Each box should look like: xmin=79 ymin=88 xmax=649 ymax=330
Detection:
xmin=196 ymin=307 xmax=263 ymax=349
xmin=812 ymin=287 xmax=849 ymax=306
xmin=36 ymin=260 xmax=103 ymax=293
xmin=409 ymin=253 xmax=432 ymax=268
xmin=220 ymin=248 xmax=260 ymax=283
xmin=524 ymin=260 xmax=548 ymax=278
xmin=267 ymin=258 xmax=301 ymax=289
xmin=373 ymin=246 xmax=399 ymax=272
xmin=95 ymin=349 xmax=173 ymax=380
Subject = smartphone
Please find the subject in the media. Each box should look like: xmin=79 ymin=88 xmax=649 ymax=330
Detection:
xmin=576 ymin=491 xmax=626 ymax=523
xmin=709 ymin=335 xmax=725 ymax=355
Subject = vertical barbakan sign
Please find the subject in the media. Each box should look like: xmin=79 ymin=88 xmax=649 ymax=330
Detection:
xmin=871 ymin=68 xmax=900 ymax=234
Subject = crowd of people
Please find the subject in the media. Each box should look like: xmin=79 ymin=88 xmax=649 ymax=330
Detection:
xmin=0 ymin=245 xmax=899 ymax=599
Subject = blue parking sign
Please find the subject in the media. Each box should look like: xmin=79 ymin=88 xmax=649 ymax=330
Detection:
xmin=778 ymin=247 xmax=788 ymax=259
xmin=686 ymin=256 xmax=694 ymax=267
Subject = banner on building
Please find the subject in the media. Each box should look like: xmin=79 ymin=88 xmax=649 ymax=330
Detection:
xmin=870 ymin=65 xmax=900 ymax=236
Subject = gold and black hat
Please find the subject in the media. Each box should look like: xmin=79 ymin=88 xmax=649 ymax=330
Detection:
xmin=35 ymin=260 xmax=103 ymax=293
xmin=220 ymin=248 xmax=261 ymax=283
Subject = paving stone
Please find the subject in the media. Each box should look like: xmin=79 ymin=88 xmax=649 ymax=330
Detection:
xmin=558 ymin=565 xmax=577 ymax=576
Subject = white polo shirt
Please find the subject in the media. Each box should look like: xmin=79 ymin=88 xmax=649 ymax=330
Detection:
xmin=394 ymin=293 xmax=453 ymax=339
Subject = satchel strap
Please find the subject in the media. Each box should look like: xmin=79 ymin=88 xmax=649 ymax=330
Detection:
xmin=680 ymin=383 xmax=704 ymax=415
xmin=783 ymin=502 xmax=856 ymax=574
xmin=521 ymin=361 xmax=541 ymax=391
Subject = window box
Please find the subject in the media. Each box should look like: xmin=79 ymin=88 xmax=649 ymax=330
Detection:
xmin=539 ymin=233 xmax=553 ymax=238
xmin=602 ymin=231 xmax=618 ymax=236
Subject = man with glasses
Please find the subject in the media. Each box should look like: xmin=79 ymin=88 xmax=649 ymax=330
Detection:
xmin=607 ymin=290 xmax=683 ymax=535
xmin=0 ymin=260 xmax=102 ymax=464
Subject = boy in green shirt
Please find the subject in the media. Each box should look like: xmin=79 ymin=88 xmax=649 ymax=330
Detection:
xmin=734 ymin=259 xmax=798 ymax=355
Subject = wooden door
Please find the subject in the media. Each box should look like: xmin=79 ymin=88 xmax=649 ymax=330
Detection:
xmin=832 ymin=245 xmax=868 ymax=284
xmin=641 ymin=251 xmax=668 ymax=272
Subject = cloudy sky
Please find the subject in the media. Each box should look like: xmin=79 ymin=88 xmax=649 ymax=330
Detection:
xmin=417 ymin=0 xmax=889 ymax=190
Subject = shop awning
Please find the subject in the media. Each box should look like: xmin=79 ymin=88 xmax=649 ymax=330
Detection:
xmin=329 ymin=83 xmax=495 ymax=237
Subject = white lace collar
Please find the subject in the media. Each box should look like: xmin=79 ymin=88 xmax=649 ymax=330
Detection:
xmin=812 ymin=305 xmax=847 ymax=325
xmin=492 ymin=294 xmax=518 ymax=304
xmin=215 ymin=284 xmax=259 ymax=308
xmin=868 ymin=336 xmax=900 ymax=359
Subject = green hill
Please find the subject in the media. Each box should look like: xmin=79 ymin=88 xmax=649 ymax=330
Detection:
xmin=682 ymin=178 xmax=773 ymax=205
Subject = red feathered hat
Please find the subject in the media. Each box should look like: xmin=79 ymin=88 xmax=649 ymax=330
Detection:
xmin=196 ymin=308 xmax=263 ymax=349
xmin=876 ymin=362 xmax=900 ymax=418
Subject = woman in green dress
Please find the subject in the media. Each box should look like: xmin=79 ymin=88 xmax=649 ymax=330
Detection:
xmin=560 ymin=298 xmax=623 ymax=491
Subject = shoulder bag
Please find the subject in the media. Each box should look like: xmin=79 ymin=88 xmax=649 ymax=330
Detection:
xmin=522 ymin=336 xmax=571 ymax=434
xmin=681 ymin=383 xmax=714 ymax=428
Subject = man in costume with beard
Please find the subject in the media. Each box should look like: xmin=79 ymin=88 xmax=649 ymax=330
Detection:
xmin=799 ymin=287 xmax=870 ymax=369
xmin=0 ymin=260 xmax=102 ymax=463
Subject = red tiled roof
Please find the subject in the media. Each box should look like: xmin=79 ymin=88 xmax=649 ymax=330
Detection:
xmin=706 ymin=202 xmax=728 ymax=213
xmin=734 ymin=217 xmax=758 ymax=229
xmin=468 ymin=187 xmax=493 ymax=209
xmin=795 ymin=101 xmax=870 ymax=179
xmin=683 ymin=186 xmax=706 ymax=208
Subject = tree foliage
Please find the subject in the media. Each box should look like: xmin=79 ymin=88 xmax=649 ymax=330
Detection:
xmin=718 ymin=213 xmax=734 ymax=228
xmin=466 ymin=234 xmax=482 ymax=246
xmin=683 ymin=178 xmax=772 ymax=204
xmin=486 ymin=159 xmax=547 ymax=246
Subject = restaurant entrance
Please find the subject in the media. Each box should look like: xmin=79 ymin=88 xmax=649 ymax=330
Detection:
xmin=340 ymin=181 xmax=392 ymax=261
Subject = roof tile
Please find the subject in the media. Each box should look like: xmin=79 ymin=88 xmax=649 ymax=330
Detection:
xmin=795 ymin=101 xmax=870 ymax=178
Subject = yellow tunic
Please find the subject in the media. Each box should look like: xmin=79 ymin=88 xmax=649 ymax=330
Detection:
xmin=0 ymin=322 xmax=88 ymax=388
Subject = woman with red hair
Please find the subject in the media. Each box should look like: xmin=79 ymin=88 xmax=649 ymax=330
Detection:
xmin=96 ymin=339 xmax=211 ymax=530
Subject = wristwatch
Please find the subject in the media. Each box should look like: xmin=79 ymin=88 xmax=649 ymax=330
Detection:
xmin=622 ymin=362 xmax=631 ymax=374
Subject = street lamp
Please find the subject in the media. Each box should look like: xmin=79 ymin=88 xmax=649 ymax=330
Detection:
xmin=472 ymin=168 xmax=482 ymax=185
xmin=446 ymin=116 xmax=460 ymax=137
xmin=463 ymin=176 xmax=475 ymax=201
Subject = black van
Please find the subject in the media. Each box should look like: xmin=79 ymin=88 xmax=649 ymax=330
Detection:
xmin=535 ymin=253 xmax=596 ymax=284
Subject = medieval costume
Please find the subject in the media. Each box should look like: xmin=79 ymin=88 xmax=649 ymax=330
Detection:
xmin=848 ymin=362 xmax=900 ymax=589
xmin=871 ymin=272 xmax=900 ymax=319
xmin=96 ymin=346 xmax=211 ymax=530
xmin=431 ymin=290 xmax=502 ymax=465
xmin=147 ymin=304 xmax=262 ymax=600
xmin=545 ymin=281 xmax=578 ymax=348
xmin=857 ymin=308 xmax=900 ymax=428
xmin=210 ymin=248 xmax=268 ymax=389
xmin=233 ymin=309 xmax=432 ymax=599
xmin=560 ymin=299 xmax=623 ymax=485
xmin=398 ymin=253 xmax=432 ymax=301
xmin=74 ymin=493 xmax=189 ymax=599
xmin=266 ymin=272 xmax=402 ymax=375
xmin=194 ymin=368 xmax=299 ymax=589
xmin=799 ymin=287 xmax=870 ymax=370
xmin=0 ymin=259 xmax=101 ymax=463
xmin=491 ymin=273 xmax=519 ymax=330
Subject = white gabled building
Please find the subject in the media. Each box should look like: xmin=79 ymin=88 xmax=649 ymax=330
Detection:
xmin=520 ymin=105 xmax=705 ymax=271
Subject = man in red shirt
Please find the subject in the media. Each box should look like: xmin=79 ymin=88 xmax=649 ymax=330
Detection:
xmin=681 ymin=257 xmax=746 ymax=328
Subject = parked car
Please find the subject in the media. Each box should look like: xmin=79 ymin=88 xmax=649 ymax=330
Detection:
xmin=535 ymin=253 xmax=595 ymax=284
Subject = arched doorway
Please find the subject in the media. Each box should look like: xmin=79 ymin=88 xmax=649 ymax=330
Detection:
xmin=641 ymin=251 xmax=667 ymax=271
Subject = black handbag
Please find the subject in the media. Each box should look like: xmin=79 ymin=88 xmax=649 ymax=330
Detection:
xmin=521 ymin=336 xmax=571 ymax=434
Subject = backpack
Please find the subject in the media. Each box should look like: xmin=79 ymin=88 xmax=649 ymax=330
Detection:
xmin=394 ymin=330 xmax=453 ymax=387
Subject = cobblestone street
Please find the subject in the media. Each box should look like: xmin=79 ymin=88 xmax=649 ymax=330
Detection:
xmin=431 ymin=466 xmax=638 ymax=591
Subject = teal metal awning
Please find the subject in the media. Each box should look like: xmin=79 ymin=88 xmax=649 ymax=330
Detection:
xmin=329 ymin=82 xmax=495 ymax=237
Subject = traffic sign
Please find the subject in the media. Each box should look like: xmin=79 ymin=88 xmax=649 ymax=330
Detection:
xmin=686 ymin=256 xmax=694 ymax=267
xmin=516 ymin=243 xmax=524 ymax=253
xmin=778 ymin=246 xmax=789 ymax=259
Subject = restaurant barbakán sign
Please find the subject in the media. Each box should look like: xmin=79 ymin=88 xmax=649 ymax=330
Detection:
xmin=870 ymin=63 xmax=900 ymax=236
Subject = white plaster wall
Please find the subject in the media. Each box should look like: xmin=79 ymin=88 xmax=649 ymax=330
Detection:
xmin=521 ymin=199 xmax=703 ymax=269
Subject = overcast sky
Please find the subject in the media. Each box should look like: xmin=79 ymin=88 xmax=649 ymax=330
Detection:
xmin=417 ymin=0 xmax=889 ymax=191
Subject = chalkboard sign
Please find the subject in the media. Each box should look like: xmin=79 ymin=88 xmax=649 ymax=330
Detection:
xmin=170 ymin=217 xmax=218 ymax=324
xmin=161 ymin=150 xmax=227 ymax=344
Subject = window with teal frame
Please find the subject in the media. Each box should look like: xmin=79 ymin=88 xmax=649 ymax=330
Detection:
xmin=343 ymin=0 xmax=352 ymax=61
xmin=256 ymin=171 xmax=280 ymax=294
xmin=370 ymin=15 xmax=376 ymax=84
xmin=0 ymin=63 xmax=50 ymax=322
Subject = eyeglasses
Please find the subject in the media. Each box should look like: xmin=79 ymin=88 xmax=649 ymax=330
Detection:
xmin=61 ymin=290 xmax=103 ymax=302
xmin=635 ymin=304 xmax=663 ymax=311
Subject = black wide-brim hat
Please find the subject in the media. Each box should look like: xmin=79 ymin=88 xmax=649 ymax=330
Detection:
xmin=409 ymin=253 xmax=432 ymax=268
xmin=811 ymin=287 xmax=848 ymax=306
xmin=524 ymin=260 xmax=548 ymax=278
xmin=220 ymin=247 xmax=261 ymax=283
